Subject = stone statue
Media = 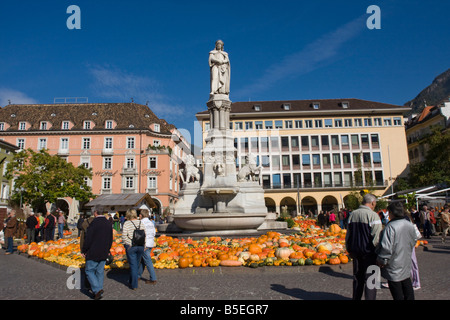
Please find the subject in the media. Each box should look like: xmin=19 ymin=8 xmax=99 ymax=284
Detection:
xmin=182 ymin=155 xmax=200 ymax=183
xmin=237 ymin=153 xmax=262 ymax=183
xmin=209 ymin=40 xmax=230 ymax=95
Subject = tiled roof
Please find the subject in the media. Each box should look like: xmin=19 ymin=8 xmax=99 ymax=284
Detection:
xmin=196 ymin=98 xmax=409 ymax=116
xmin=0 ymin=103 xmax=174 ymax=134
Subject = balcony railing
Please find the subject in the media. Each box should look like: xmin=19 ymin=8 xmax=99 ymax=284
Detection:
xmin=262 ymin=180 xmax=388 ymax=190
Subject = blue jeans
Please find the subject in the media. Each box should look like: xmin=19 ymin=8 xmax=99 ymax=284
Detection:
xmin=139 ymin=247 xmax=157 ymax=281
xmin=58 ymin=224 xmax=64 ymax=239
xmin=125 ymin=245 xmax=145 ymax=289
xmin=6 ymin=237 xmax=14 ymax=253
xmin=85 ymin=260 xmax=106 ymax=294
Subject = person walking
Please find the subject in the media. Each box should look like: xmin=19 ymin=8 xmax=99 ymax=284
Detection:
xmin=376 ymin=202 xmax=418 ymax=300
xmin=440 ymin=205 xmax=450 ymax=243
xmin=329 ymin=211 xmax=337 ymax=225
xmin=81 ymin=209 xmax=113 ymax=300
xmin=345 ymin=194 xmax=382 ymax=300
xmin=122 ymin=209 xmax=146 ymax=290
xmin=36 ymin=212 xmax=45 ymax=242
xmin=25 ymin=212 xmax=38 ymax=244
xmin=4 ymin=210 xmax=18 ymax=254
xmin=138 ymin=209 xmax=157 ymax=285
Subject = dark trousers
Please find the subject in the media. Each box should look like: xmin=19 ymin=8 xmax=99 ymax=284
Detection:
xmin=423 ymin=221 xmax=432 ymax=238
xmin=352 ymin=254 xmax=377 ymax=300
xmin=388 ymin=278 xmax=415 ymax=300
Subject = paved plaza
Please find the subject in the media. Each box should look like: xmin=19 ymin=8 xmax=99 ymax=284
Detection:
xmin=0 ymin=236 xmax=449 ymax=303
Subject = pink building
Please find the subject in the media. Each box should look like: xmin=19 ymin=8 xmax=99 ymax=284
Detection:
xmin=0 ymin=102 xmax=190 ymax=219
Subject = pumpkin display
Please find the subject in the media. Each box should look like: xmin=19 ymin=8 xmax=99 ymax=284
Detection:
xmin=15 ymin=215 xmax=350 ymax=271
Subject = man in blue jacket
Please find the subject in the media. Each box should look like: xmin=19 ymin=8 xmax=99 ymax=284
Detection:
xmin=82 ymin=207 xmax=113 ymax=300
xmin=345 ymin=194 xmax=382 ymax=300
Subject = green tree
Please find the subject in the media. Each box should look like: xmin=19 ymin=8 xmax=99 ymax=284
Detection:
xmin=5 ymin=148 xmax=94 ymax=208
xmin=408 ymin=128 xmax=450 ymax=187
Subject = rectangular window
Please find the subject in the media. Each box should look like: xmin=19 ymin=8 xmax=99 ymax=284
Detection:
xmin=321 ymin=135 xmax=329 ymax=149
xmin=393 ymin=117 xmax=402 ymax=126
xmin=305 ymin=120 xmax=313 ymax=128
xmin=333 ymin=153 xmax=341 ymax=165
xmin=281 ymin=136 xmax=289 ymax=149
xmin=19 ymin=122 xmax=26 ymax=130
xmin=105 ymin=137 xmax=113 ymax=149
xmin=304 ymin=173 xmax=312 ymax=187
xmin=323 ymin=154 xmax=331 ymax=166
xmin=250 ymin=137 xmax=258 ymax=152
xmin=127 ymin=137 xmax=135 ymax=149
xmin=363 ymin=152 xmax=371 ymax=164
xmin=261 ymin=155 xmax=270 ymax=167
xmin=154 ymin=124 xmax=160 ymax=132
xmin=351 ymin=134 xmax=359 ymax=148
xmin=103 ymin=177 xmax=111 ymax=189
xmin=334 ymin=119 xmax=343 ymax=127
xmin=373 ymin=152 xmax=382 ymax=164
xmin=344 ymin=118 xmax=353 ymax=127
xmin=125 ymin=177 xmax=134 ymax=189
xmin=354 ymin=118 xmax=363 ymax=127
xmin=331 ymin=135 xmax=339 ymax=149
xmin=295 ymin=120 xmax=303 ymax=129
xmin=245 ymin=121 xmax=253 ymax=130
xmin=371 ymin=134 xmax=379 ymax=147
xmin=315 ymin=119 xmax=323 ymax=128
xmin=84 ymin=121 xmax=91 ymax=130
xmin=324 ymin=172 xmax=332 ymax=187
xmin=302 ymin=154 xmax=310 ymax=166
xmin=341 ymin=135 xmax=349 ymax=147
xmin=301 ymin=136 xmax=309 ymax=149
xmin=311 ymin=136 xmax=319 ymax=148
xmin=272 ymin=155 xmax=280 ymax=170
xmin=255 ymin=121 xmax=263 ymax=130
xmin=60 ymin=138 xmax=69 ymax=150
xmin=364 ymin=118 xmax=372 ymax=127
xmin=17 ymin=139 xmax=25 ymax=150
xmin=126 ymin=157 xmax=134 ymax=169
xmin=235 ymin=122 xmax=243 ymax=130
xmin=106 ymin=120 xmax=113 ymax=129
xmin=241 ymin=137 xmax=249 ymax=153
xmin=292 ymin=154 xmax=300 ymax=166
xmin=62 ymin=121 xmax=70 ymax=130
xmin=0 ymin=123 xmax=5 ymax=131
xmin=148 ymin=176 xmax=157 ymax=189
xmin=149 ymin=156 xmax=157 ymax=169
xmin=39 ymin=138 xmax=47 ymax=150
xmin=324 ymin=119 xmax=333 ymax=128
xmin=285 ymin=120 xmax=293 ymax=129
xmin=205 ymin=122 xmax=210 ymax=131
xmin=291 ymin=136 xmax=299 ymax=148
xmin=82 ymin=138 xmax=90 ymax=150
xmin=374 ymin=118 xmax=382 ymax=126
xmin=270 ymin=136 xmax=279 ymax=152
xmin=334 ymin=172 xmax=342 ymax=186
xmin=312 ymin=154 xmax=321 ymax=166
xmin=361 ymin=134 xmax=369 ymax=148
xmin=275 ymin=120 xmax=283 ymax=129
xmin=260 ymin=137 xmax=269 ymax=152
xmin=81 ymin=157 xmax=90 ymax=169
xmin=265 ymin=121 xmax=273 ymax=129
xmin=384 ymin=118 xmax=392 ymax=126
xmin=104 ymin=157 xmax=112 ymax=169
xmin=40 ymin=122 xmax=47 ymax=130
xmin=282 ymin=155 xmax=290 ymax=167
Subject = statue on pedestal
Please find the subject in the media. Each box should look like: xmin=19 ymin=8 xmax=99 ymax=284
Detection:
xmin=209 ymin=40 xmax=230 ymax=95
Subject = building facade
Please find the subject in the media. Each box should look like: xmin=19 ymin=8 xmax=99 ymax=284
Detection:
xmin=0 ymin=140 xmax=20 ymax=210
xmin=0 ymin=102 xmax=190 ymax=217
xmin=197 ymin=98 xmax=410 ymax=214
xmin=405 ymin=100 xmax=450 ymax=165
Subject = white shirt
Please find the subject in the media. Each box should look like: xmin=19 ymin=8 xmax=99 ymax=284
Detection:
xmin=141 ymin=217 xmax=156 ymax=248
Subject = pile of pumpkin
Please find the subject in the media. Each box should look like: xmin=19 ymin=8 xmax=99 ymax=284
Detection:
xmin=152 ymin=223 xmax=349 ymax=269
xmin=16 ymin=217 xmax=351 ymax=270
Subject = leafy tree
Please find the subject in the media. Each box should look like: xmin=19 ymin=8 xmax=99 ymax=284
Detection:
xmin=408 ymin=128 xmax=450 ymax=187
xmin=5 ymin=148 xmax=94 ymax=209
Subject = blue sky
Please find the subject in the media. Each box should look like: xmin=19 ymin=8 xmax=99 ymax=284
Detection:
xmin=1 ymin=0 xmax=449 ymax=147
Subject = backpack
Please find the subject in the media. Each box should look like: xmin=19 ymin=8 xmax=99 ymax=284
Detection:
xmin=129 ymin=221 xmax=145 ymax=247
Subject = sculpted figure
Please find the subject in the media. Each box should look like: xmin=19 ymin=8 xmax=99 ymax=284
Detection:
xmin=183 ymin=155 xmax=200 ymax=183
xmin=209 ymin=40 xmax=230 ymax=95
xmin=237 ymin=153 xmax=262 ymax=183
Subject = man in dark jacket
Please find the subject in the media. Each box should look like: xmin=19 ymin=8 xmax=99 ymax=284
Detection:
xmin=25 ymin=212 xmax=38 ymax=244
xmin=345 ymin=194 xmax=382 ymax=300
xmin=81 ymin=209 xmax=113 ymax=300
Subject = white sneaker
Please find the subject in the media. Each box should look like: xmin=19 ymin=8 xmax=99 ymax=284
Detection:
xmin=413 ymin=286 xmax=421 ymax=290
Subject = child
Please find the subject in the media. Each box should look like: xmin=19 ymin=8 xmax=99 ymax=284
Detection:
xmin=376 ymin=202 xmax=418 ymax=300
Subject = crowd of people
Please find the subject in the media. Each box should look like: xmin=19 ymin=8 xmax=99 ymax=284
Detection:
xmin=78 ymin=207 xmax=157 ymax=300
xmin=344 ymin=193 xmax=450 ymax=301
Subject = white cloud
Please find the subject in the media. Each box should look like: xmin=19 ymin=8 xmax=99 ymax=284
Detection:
xmin=234 ymin=15 xmax=366 ymax=98
xmin=88 ymin=65 xmax=185 ymax=118
xmin=0 ymin=88 xmax=38 ymax=106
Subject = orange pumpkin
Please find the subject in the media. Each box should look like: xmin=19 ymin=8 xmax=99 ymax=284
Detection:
xmin=328 ymin=256 xmax=341 ymax=265
xmin=249 ymin=244 xmax=262 ymax=254
xmin=178 ymin=257 xmax=190 ymax=268
xmin=339 ymin=254 xmax=349 ymax=264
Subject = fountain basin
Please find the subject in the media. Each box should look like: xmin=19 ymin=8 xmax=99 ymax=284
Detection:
xmin=173 ymin=212 xmax=267 ymax=233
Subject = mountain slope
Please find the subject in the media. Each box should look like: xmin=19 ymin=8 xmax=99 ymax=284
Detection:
xmin=404 ymin=68 xmax=450 ymax=115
